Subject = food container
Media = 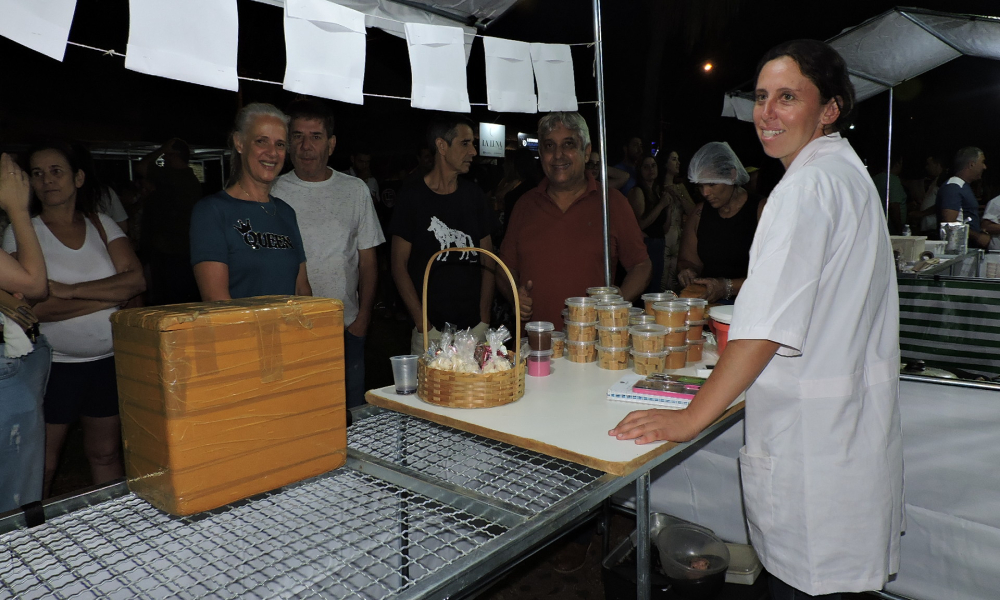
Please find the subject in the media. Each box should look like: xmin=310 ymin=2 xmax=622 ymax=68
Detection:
xmin=630 ymin=314 xmax=656 ymax=326
xmin=527 ymin=349 xmax=554 ymax=377
xmin=686 ymin=319 xmax=706 ymax=341
xmin=642 ymin=292 xmax=677 ymax=315
xmin=687 ymin=339 xmax=705 ymax=362
xmin=565 ymin=319 xmax=598 ymax=342
xmin=525 ymin=321 xmax=554 ymax=351
xmin=596 ymin=325 xmax=630 ymax=347
xmin=565 ymin=297 xmax=598 ymax=322
xmin=683 ymin=298 xmax=708 ymax=321
xmin=592 ymin=293 xmax=624 ymax=304
xmin=110 ymin=296 xmax=347 ymax=516
xmin=629 ymin=324 xmax=667 ymax=353
xmin=663 ymin=326 xmax=688 ymax=347
xmin=586 ymin=285 xmax=620 ymax=297
xmin=629 ymin=307 xmax=645 ymax=319
xmin=631 ymin=349 xmax=667 ymax=375
xmin=653 ymin=301 xmax=688 ymax=327
xmin=597 ymin=300 xmax=632 ymax=327
xmin=708 ymin=305 xmax=733 ymax=355
xmin=597 ymin=345 xmax=630 ymax=370
xmin=567 ymin=339 xmax=597 ymax=363
xmin=656 ymin=524 xmax=730 ymax=599
xmin=550 ymin=331 xmax=566 ymax=358
xmin=665 ymin=345 xmax=688 ymax=369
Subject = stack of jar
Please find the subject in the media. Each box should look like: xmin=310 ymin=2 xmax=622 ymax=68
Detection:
xmin=595 ymin=300 xmax=631 ymax=370
xmin=648 ymin=297 xmax=710 ymax=370
xmin=564 ymin=297 xmax=598 ymax=363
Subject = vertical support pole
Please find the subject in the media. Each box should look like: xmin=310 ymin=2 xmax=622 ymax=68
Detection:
xmin=885 ymin=86 xmax=894 ymax=216
xmin=593 ymin=0 xmax=612 ymax=286
xmin=636 ymin=471 xmax=651 ymax=600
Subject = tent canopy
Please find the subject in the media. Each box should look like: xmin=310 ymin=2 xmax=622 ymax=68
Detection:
xmin=722 ymin=6 xmax=1000 ymax=121
xmin=251 ymin=0 xmax=518 ymax=37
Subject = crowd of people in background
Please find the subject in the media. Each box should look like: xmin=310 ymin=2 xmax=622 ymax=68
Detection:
xmin=3 ymin=90 xmax=1000 ymax=514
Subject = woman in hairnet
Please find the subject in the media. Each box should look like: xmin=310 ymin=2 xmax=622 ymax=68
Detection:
xmin=676 ymin=142 xmax=766 ymax=302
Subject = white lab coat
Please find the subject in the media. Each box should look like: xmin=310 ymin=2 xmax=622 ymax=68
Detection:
xmin=729 ymin=133 xmax=904 ymax=595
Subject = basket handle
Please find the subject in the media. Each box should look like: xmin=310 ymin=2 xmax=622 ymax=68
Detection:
xmin=421 ymin=247 xmax=520 ymax=361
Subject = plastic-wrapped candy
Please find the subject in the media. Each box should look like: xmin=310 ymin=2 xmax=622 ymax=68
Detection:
xmin=452 ymin=328 xmax=481 ymax=373
xmin=482 ymin=326 xmax=514 ymax=373
xmin=428 ymin=329 xmax=457 ymax=370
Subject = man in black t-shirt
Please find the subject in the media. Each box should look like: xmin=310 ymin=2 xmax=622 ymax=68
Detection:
xmin=390 ymin=115 xmax=495 ymax=355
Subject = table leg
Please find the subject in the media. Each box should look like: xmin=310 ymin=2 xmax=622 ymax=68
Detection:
xmin=636 ymin=471 xmax=650 ymax=600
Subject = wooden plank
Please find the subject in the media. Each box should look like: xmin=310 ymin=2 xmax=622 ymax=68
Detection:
xmin=366 ymin=354 xmax=744 ymax=477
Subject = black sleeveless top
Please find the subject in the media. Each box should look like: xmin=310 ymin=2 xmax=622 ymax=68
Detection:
xmin=696 ymin=190 xmax=762 ymax=279
xmin=638 ymin=185 xmax=668 ymax=238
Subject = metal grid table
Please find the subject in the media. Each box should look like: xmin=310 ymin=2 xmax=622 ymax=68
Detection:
xmin=1 ymin=406 xmax=742 ymax=600
xmin=0 ymin=470 xmax=505 ymax=600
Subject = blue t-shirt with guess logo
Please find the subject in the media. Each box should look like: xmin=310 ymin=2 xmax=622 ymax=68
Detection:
xmin=189 ymin=190 xmax=306 ymax=299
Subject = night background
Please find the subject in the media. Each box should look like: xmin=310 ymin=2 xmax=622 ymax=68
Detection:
xmin=5 ymin=0 xmax=1000 ymax=190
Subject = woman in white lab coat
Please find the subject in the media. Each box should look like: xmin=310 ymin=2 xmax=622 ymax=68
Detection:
xmin=611 ymin=39 xmax=903 ymax=599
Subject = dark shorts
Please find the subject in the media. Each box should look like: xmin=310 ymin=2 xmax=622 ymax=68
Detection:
xmin=44 ymin=357 xmax=119 ymax=424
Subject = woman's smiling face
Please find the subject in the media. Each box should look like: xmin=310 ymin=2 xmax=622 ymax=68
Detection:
xmin=753 ymin=56 xmax=839 ymax=169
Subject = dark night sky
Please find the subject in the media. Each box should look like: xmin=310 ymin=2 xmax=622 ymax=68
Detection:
xmin=5 ymin=0 xmax=1000 ymax=187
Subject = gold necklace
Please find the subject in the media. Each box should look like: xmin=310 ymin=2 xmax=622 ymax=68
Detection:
xmin=237 ymin=181 xmax=275 ymax=216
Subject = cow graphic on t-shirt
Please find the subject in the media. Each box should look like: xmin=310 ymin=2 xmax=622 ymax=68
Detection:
xmin=428 ymin=216 xmax=477 ymax=261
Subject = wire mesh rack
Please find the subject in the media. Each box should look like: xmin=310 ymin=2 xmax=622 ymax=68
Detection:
xmin=0 ymin=470 xmax=506 ymax=600
xmin=348 ymin=412 xmax=603 ymax=514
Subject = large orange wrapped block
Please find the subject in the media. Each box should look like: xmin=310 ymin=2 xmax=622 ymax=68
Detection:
xmin=110 ymin=296 xmax=347 ymax=515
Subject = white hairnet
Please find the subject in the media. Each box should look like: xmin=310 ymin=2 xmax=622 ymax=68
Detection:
xmin=687 ymin=141 xmax=750 ymax=186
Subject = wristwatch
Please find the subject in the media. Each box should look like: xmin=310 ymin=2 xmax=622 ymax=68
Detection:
xmin=723 ymin=278 xmax=733 ymax=301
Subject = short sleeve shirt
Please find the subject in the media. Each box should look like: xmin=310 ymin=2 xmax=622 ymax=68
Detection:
xmin=271 ymin=168 xmax=385 ymax=326
xmin=936 ymin=177 xmax=981 ymax=232
xmin=983 ymin=195 xmax=1000 ymax=251
xmin=499 ymin=175 xmax=649 ymax=326
xmin=390 ymin=178 xmax=493 ymax=330
xmin=189 ymin=191 xmax=306 ymax=299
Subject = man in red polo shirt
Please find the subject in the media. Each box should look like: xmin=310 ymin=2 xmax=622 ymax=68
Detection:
xmin=498 ymin=112 xmax=651 ymax=325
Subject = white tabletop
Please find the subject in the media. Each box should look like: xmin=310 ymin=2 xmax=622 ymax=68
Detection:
xmin=366 ymin=349 xmax=744 ymax=476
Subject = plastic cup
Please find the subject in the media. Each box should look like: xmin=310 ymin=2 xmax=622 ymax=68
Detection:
xmin=630 ymin=324 xmax=667 ymax=353
xmin=591 ymin=293 xmax=624 ymax=304
xmin=687 ymin=339 xmax=706 ymax=362
xmin=686 ymin=319 xmax=706 ymax=342
xmin=587 ymin=285 xmax=620 ymax=297
xmin=565 ymin=297 xmax=598 ymax=322
xmin=597 ymin=300 xmax=632 ymax=327
xmin=665 ymin=346 xmax=688 ymax=369
xmin=630 ymin=314 xmax=656 ymax=326
xmin=390 ymin=355 xmax=419 ymax=395
xmin=566 ymin=340 xmax=597 ymax=363
xmin=596 ymin=325 xmax=630 ymax=347
xmin=564 ymin=319 xmax=598 ymax=342
xmin=708 ymin=305 xmax=734 ymax=355
xmin=683 ymin=298 xmax=708 ymax=321
xmin=597 ymin=345 xmax=630 ymax=370
xmin=653 ymin=301 xmax=689 ymax=327
xmin=663 ymin=326 xmax=689 ymax=347
xmin=525 ymin=321 xmax=555 ymax=351
xmin=643 ymin=292 xmax=677 ymax=315
xmin=631 ymin=349 xmax=667 ymax=375
xmin=551 ymin=331 xmax=566 ymax=358
xmin=527 ymin=349 xmax=554 ymax=377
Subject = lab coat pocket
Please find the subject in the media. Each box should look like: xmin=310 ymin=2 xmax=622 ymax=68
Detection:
xmin=739 ymin=446 xmax=774 ymax=538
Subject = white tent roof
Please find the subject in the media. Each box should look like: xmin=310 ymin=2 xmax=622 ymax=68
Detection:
xmin=251 ymin=0 xmax=518 ymax=38
xmin=722 ymin=7 xmax=1000 ymax=121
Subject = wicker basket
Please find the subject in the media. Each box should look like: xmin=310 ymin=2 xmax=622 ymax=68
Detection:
xmin=417 ymin=247 xmax=526 ymax=408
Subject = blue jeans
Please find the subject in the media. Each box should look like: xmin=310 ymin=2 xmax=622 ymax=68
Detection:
xmin=344 ymin=330 xmax=366 ymax=410
xmin=0 ymin=336 xmax=52 ymax=513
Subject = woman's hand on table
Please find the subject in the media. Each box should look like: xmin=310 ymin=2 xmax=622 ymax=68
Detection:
xmin=609 ymin=408 xmax=699 ymax=444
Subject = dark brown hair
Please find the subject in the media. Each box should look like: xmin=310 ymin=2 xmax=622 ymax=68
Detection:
xmin=24 ymin=141 xmax=99 ymax=217
xmin=756 ymin=39 xmax=856 ymax=134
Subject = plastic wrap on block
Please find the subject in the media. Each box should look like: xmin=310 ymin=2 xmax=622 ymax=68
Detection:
xmin=110 ymin=296 xmax=347 ymax=515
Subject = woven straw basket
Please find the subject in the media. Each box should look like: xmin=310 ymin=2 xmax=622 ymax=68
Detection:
xmin=417 ymin=247 xmax=526 ymax=408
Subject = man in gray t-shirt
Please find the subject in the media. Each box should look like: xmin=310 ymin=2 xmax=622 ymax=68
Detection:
xmin=271 ymin=100 xmax=385 ymax=409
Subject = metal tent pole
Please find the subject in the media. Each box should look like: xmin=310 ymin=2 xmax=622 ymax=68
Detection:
xmin=885 ymin=86 xmax=894 ymax=215
xmin=592 ymin=0 xmax=611 ymax=286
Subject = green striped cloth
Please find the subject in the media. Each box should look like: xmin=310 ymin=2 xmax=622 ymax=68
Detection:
xmin=898 ymin=278 xmax=1000 ymax=378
